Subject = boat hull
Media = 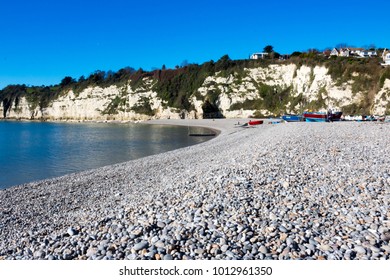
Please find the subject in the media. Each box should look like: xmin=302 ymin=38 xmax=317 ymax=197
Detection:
xmin=248 ymin=120 xmax=263 ymax=126
xmin=282 ymin=115 xmax=303 ymax=122
xmin=304 ymin=112 xmax=327 ymax=122
xmin=305 ymin=117 xmax=327 ymax=122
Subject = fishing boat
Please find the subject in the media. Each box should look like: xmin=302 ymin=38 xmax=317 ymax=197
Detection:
xmin=281 ymin=114 xmax=303 ymax=122
xmin=328 ymin=111 xmax=343 ymax=121
xmin=303 ymin=111 xmax=327 ymax=122
xmin=303 ymin=110 xmax=342 ymax=122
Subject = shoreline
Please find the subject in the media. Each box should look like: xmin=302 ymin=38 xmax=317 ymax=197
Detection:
xmin=1 ymin=121 xmax=389 ymax=260
xmin=145 ymin=118 xmax=256 ymax=136
xmin=0 ymin=117 xmax=259 ymax=133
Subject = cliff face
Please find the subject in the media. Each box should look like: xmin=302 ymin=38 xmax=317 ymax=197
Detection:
xmin=1 ymin=63 xmax=389 ymax=120
xmin=204 ymin=64 xmax=378 ymax=117
xmin=1 ymin=83 xmax=182 ymax=121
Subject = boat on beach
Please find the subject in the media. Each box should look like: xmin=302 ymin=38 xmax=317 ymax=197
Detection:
xmin=240 ymin=119 xmax=264 ymax=127
xmin=281 ymin=114 xmax=303 ymax=122
xmin=248 ymin=120 xmax=264 ymax=126
xmin=303 ymin=110 xmax=342 ymax=122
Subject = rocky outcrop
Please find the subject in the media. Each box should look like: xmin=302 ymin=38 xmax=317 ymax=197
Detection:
xmin=1 ymin=64 xmax=389 ymax=120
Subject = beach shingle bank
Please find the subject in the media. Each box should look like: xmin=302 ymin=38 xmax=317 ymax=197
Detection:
xmin=1 ymin=121 xmax=390 ymax=260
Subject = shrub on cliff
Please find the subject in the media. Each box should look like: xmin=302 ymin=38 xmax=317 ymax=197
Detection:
xmin=0 ymin=85 xmax=27 ymax=117
xmin=0 ymin=84 xmax=61 ymax=116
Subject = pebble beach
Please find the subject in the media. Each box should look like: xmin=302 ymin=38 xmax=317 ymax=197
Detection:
xmin=1 ymin=120 xmax=390 ymax=260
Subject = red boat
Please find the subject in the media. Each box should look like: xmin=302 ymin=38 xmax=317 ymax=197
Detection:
xmin=240 ymin=120 xmax=264 ymax=127
xmin=248 ymin=120 xmax=264 ymax=126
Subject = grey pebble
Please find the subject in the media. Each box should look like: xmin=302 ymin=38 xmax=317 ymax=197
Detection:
xmin=163 ymin=254 xmax=173 ymax=260
xmin=259 ymin=246 xmax=268 ymax=254
xmin=133 ymin=241 xmax=149 ymax=251
xmin=354 ymin=246 xmax=366 ymax=255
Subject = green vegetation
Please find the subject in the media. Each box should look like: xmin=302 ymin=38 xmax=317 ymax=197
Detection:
xmin=0 ymin=84 xmax=61 ymax=117
xmin=102 ymin=96 xmax=127 ymax=115
xmin=287 ymin=92 xmax=305 ymax=112
xmin=229 ymin=83 xmax=292 ymax=115
xmin=0 ymin=85 xmax=27 ymax=117
xmin=229 ymin=98 xmax=262 ymax=111
xmin=379 ymin=67 xmax=390 ymax=88
xmin=342 ymin=103 xmax=365 ymax=115
xmin=305 ymin=87 xmax=328 ymax=111
xmin=325 ymin=56 xmax=382 ymax=96
xmin=130 ymin=97 xmax=154 ymax=116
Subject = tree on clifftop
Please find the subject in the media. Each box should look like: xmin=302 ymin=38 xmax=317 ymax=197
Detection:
xmin=215 ymin=55 xmax=231 ymax=71
xmin=60 ymin=76 xmax=76 ymax=87
xmin=263 ymin=45 xmax=280 ymax=59
xmin=263 ymin=45 xmax=274 ymax=53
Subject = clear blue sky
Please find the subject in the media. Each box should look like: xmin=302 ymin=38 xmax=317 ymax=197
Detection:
xmin=1 ymin=0 xmax=389 ymax=89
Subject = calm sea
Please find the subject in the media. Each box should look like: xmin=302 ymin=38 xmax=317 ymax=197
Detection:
xmin=0 ymin=121 xmax=214 ymax=189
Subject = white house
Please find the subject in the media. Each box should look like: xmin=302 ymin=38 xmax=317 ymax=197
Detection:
xmin=330 ymin=48 xmax=339 ymax=56
xmin=354 ymin=49 xmax=377 ymax=58
xmin=250 ymin=52 xmax=268 ymax=59
xmin=339 ymin=48 xmax=350 ymax=57
xmin=349 ymin=47 xmax=365 ymax=56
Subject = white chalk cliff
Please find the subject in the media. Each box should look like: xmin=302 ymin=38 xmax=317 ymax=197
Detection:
xmin=1 ymin=64 xmax=389 ymax=120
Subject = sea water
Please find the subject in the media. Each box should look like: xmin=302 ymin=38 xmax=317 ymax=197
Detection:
xmin=0 ymin=121 xmax=214 ymax=189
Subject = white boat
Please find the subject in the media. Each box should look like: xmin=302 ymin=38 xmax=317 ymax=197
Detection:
xmin=381 ymin=48 xmax=390 ymax=66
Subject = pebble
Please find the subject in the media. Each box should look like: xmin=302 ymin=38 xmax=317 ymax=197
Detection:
xmin=133 ymin=241 xmax=148 ymax=251
xmin=259 ymin=246 xmax=268 ymax=254
xmin=221 ymin=245 xmax=229 ymax=252
xmin=320 ymin=244 xmax=332 ymax=252
xmin=381 ymin=232 xmax=390 ymax=242
xmin=154 ymin=241 xmax=165 ymax=248
xmin=67 ymin=227 xmax=78 ymax=236
xmin=62 ymin=249 xmax=73 ymax=260
xmin=33 ymin=250 xmax=46 ymax=259
xmin=86 ymin=247 xmax=98 ymax=258
xmin=354 ymin=246 xmax=366 ymax=255
xmin=194 ymin=248 xmax=204 ymax=255
xmin=163 ymin=254 xmax=173 ymax=260
xmin=157 ymin=222 xmax=166 ymax=228
xmin=279 ymin=225 xmax=288 ymax=233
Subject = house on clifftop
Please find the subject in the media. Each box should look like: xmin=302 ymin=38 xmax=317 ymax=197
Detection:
xmin=329 ymin=47 xmax=377 ymax=58
xmin=250 ymin=52 xmax=268 ymax=59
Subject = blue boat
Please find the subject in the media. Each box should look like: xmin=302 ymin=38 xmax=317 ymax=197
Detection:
xmin=282 ymin=114 xmax=303 ymax=122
